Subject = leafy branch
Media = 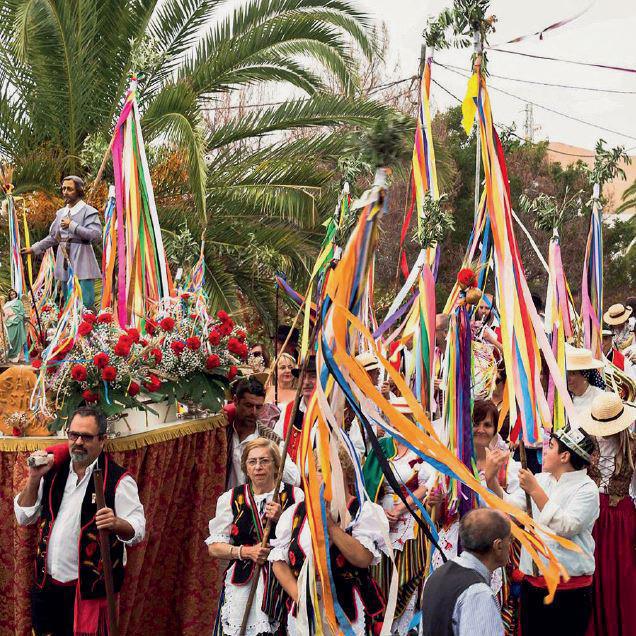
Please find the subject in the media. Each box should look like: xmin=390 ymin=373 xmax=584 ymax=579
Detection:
xmin=587 ymin=139 xmax=631 ymax=188
xmin=412 ymin=192 xmax=454 ymax=248
xmin=521 ymin=187 xmax=583 ymax=233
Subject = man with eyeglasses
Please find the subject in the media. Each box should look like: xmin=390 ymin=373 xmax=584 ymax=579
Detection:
xmin=14 ymin=407 xmax=145 ymax=636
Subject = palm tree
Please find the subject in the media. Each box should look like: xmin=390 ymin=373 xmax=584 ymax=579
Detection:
xmin=0 ymin=0 xmax=395 ymax=314
xmin=616 ymin=179 xmax=636 ymax=214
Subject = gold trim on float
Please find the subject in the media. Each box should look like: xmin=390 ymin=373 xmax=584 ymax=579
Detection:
xmin=0 ymin=413 xmax=228 ymax=452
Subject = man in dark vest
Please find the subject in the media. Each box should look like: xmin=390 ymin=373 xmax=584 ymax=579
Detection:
xmin=14 ymin=407 xmax=145 ymax=636
xmin=420 ymin=508 xmax=510 ymax=636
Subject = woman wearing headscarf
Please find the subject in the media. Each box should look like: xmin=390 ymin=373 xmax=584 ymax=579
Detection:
xmin=580 ymin=393 xmax=636 ymax=636
xmin=207 ymin=438 xmax=303 ymax=635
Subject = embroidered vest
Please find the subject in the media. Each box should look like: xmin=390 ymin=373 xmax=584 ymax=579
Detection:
xmin=227 ymin=483 xmax=297 ymax=619
xmin=35 ymin=453 xmax=128 ymax=600
xmin=281 ymin=402 xmax=303 ymax=463
xmin=288 ymin=500 xmax=385 ymax=623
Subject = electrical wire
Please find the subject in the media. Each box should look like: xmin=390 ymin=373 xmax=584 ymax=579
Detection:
xmin=438 ymin=62 xmax=636 ymax=95
xmin=434 ymin=63 xmax=636 ymax=143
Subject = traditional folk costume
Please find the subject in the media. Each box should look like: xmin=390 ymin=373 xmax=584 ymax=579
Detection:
xmin=504 ymin=427 xmax=599 ymax=636
xmin=580 ymin=394 xmax=636 ymax=636
xmin=364 ymin=436 xmax=432 ymax=635
xmin=207 ymin=483 xmax=303 ymax=635
xmin=269 ymin=498 xmax=387 ymax=636
xmin=14 ymin=445 xmax=145 ymax=636
xmin=566 ymin=344 xmax=607 ymax=416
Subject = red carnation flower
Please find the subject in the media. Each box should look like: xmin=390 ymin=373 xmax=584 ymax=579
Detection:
xmin=126 ymin=328 xmax=140 ymax=343
xmin=93 ymin=352 xmax=109 ymax=369
xmin=457 ymin=267 xmax=477 ymax=289
xmin=236 ymin=330 xmax=247 ymax=342
xmin=42 ymin=305 xmax=51 ymax=312
xmin=150 ymin=348 xmax=162 ymax=364
xmin=145 ymin=320 xmax=157 ymax=336
xmin=82 ymin=390 xmax=99 ymax=404
xmin=227 ymin=365 xmax=238 ymax=381
xmin=78 ymin=321 xmax=93 ymax=337
xmin=238 ymin=343 xmax=249 ymax=360
xmin=12 ymin=426 xmax=22 ymax=437
xmin=83 ymin=313 xmax=97 ymax=325
xmin=143 ymin=374 xmax=161 ymax=392
xmin=114 ymin=341 xmax=132 ymax=357
xmin=171 ymin=341 xmax=185 ymax=355
xmin=208 ymin=329 xmax=221 ymax=345
xmin=71 ymin=364 xmax=88 ymax=382
xmin=217 ymin=310 xmax=229 ymax=322
xmin=101 ymin=366 xmax=117 ymax=382
xmin=219 ymin=321 xmax=233 ymax=337
xmin=206 ymin=354 xmax=220 ymax=370
xmin=31 ymin=359 xmax=42 ymax=370
xmin=227 ymin=337 xmax=241 ymax=354
xmin=97 ymin=312 xmax=113 ymax=324
xmin=159 ymin=317 xmax=175 ymax=332
xmin=181 ymin=293 xmax=191 ymax=301
xmin=128 ymin=381 xmax=141 ymax=397
xmin=140 ymin=338 xmax=148 ymax=346
xmin=186 ymin=336 xmax=201 ymax=351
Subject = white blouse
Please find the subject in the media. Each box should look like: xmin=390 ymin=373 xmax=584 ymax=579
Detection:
xmin=206 ymin=485 xmax=304 ymax=636
xmin=269 ymin=499 xmax=389 ymax=636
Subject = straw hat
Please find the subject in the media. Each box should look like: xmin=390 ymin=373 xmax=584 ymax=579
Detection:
xmin=579 ymin=392 xmax=636 ymax=437
xmin=603 ymin=303 xmax=633 ymax=326
xmin=565 ymin=343 xmax=604 ymax=371
xmin=355 ymin=351 xmax=381 ymax=371
xmin=389 ymin=396 xmax=412 ymax=414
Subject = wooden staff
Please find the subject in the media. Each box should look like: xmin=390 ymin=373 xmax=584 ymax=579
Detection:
xmin=518 ymin=439 xmax=539 ymax=576
xmin=93 ymin=468 xmax=120 ymax=636
xmin=238 ymin=320 xmax=319 ymax=636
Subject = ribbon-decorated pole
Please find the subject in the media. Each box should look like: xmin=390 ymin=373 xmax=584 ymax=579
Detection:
xmin=581 ymin=183 xmax=603 ymax=359
xmin=461 ymin=65 xmax=578 ymax=445
xmin=545 ymin=229 xmax=574 ymax=430
xmin=105 ymin=76 xmax=174 ymax=329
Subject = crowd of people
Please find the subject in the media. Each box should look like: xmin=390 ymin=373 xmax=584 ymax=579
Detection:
xmin=13 ymin=296 xmax=636 ymax=635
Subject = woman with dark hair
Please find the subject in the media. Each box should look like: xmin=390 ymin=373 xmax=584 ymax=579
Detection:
xmin=207 ymin=438 xmax=303 ymax=635
xmin=270 ymin=446 xmax=388 ymax=635
xmin=566 ymin=344 xmax=607 ymax=415
xmin=3 ymin=288 xmax=27 ymax=362
xmin=581 ymin=393 xmax=636 ymax=636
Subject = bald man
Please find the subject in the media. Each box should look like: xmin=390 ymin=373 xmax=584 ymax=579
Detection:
xmin=420 ymin=509 xmax=510 ymax=636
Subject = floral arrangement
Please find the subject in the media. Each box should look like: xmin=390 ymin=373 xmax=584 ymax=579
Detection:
xmin=36 ymin=293 xmax=248 ymax=431
xmin=5 ymin=411 xmax=30 ymax=437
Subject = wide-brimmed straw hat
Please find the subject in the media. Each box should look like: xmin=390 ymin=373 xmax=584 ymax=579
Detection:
xmin=603 ymin=303 xmax=633 ymax=326
xmin=580 ymin=392 xmax=636 ymax=437
xmin=565 ymin=343 xmax=604 ymax=371
xmin=355 ymin=351 xmax=381 ymax=371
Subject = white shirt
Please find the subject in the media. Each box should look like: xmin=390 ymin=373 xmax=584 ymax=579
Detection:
xmin=227 ymin=426 xmax=300 ymax=490
xmin=571 ymin=384 xmax=605 ymax=425
xmin=63 ymin=199 xmax=86 ymax=238
xmin=504 ymin=469 xmax=599 ymax=576
xmin=14 ymin=457 xmax=145 ymax=583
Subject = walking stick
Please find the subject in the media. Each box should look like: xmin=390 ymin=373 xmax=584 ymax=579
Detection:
xmin=20 ymin=251 xmax=46 ymax=347
xmin=93 ymin=468 xmax=120 ymax=636
xmin=238 ymin=319 xmax=320 ymax=636
xmin=518 ymin=439 xmax=539 ymax=576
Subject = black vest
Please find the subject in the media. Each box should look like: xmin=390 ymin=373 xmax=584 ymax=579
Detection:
xmin=420 ymin=560 xmax=486 ymax=636
xmin=288 ymin=500 xmax=385 ymax=624
xmin=35 ymin=453 xmax=128 ymax=599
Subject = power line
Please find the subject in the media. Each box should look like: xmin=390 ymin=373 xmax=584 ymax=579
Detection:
xmin=487 ymin=48 xmax=636 ymax=75
xmin=435 ymin=63 xmax=636 ymax=143
xmin=439 ymin=62 xmax=636 ymax=95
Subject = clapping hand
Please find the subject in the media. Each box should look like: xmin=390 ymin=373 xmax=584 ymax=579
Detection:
xmin=484 ymin=447 xmax=509 ymax=484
